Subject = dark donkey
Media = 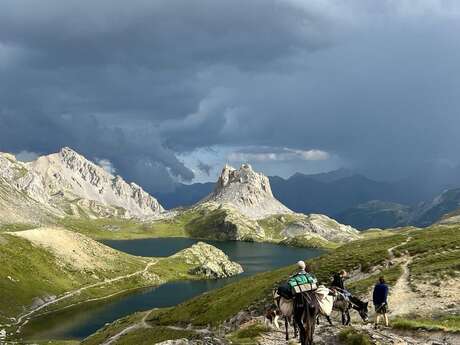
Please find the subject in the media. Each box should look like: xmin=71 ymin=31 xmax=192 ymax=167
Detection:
xmin=331 ymin=293 xmax=369 ymax=325
xmin=293 ymin=291 xmax=320 ymax=345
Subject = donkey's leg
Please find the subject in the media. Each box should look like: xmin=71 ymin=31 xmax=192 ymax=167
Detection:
xmin=310 ymin=316 xmax=316 ymax=345
xmin=294 ymin=308 xmax=306 ymax=345
xmin=326 ymin=315 xmax=333 ymax=326
xmin=306 ymin=307 xmax=316 ymax=345
xmin=346 ymin=309 xmax=351 ymax=325
xmin=293 ymin=316 xmax=298 ymax=339
xmin=285 ymin=317 xmax=289 ymax=341
xmin=341 ymin=311 xmax=346 ymax=325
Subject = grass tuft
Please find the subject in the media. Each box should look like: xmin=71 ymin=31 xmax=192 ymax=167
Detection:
xmin=392 ymin=315 xmax=460 ymax=333
xmin=338 ymin=328 xmax=373 ymax=345
xmin=227 ymin=323 xmax=269 ymax=345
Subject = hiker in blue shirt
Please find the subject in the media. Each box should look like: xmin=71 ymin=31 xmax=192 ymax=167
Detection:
xmin=373 ymin=276 xmax=389 ymax=328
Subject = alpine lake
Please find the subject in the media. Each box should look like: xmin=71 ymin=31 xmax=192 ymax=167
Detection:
xmin=22 ymin=238 xmax=323 ymax=340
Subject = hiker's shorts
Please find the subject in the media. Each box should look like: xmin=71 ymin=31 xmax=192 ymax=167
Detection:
xmin=375 ymin=303 xmax=388 ymax=314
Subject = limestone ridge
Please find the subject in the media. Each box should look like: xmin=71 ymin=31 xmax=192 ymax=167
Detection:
xmin=0 ymin=147 xmax=164 ymax=221
xmin=203 ymin=164 xmax=292 ymax=219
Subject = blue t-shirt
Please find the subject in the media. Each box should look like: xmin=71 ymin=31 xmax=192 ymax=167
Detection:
xmin=373 ymin=283 xmax=389 ymax=305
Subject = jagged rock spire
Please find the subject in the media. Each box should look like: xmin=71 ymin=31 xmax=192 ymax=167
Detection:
xmin=203 ymin=164 xmax=292 ymax=219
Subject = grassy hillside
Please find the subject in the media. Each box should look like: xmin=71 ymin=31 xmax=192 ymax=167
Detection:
xmin=58 ymin=217 xmax=189 ymax=240
xmin=82 ymin=225 xmax=460 ymax=345
xmin=0 ymin=228 xmax=242 ymax=338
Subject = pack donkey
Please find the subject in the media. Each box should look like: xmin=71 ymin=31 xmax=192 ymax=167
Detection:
xmin=318 ymin=291 xmax=369 ymax=326
xmin=334 ymin=293 xmax=369 ymax=325
xmin=270 ymin=289 xmax=298 ymax=341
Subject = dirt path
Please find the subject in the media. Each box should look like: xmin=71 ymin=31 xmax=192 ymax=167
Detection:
xmin=101 ymin=311 xmax=152 ymax=345
xmin=388 ymin=256 xmax=419 ymax=316
xmin=384 ymin=236 xmax=422 ymax=315
xmin=387 ymin=236 xmax=411 ymax=261
xmin=10 ymin=260 xmax=158 ymax=332
xmin=99 ymin=314 xmax=216 ymax=345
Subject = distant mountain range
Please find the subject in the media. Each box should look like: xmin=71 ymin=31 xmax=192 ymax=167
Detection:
xmin=337 ymin=188 xmax=460 ymax=229
xmin=155 ymin=167 xmax=460 ymax=230
xmin=335 ymin=201 xmax=411 ymax=230
xmin=0 ymin=148 xmax=359 ymax=247
xmin=156 ymin=182 xmax=214 ymax=210
xmin=2 ymin=147 xmax=459 ymax=231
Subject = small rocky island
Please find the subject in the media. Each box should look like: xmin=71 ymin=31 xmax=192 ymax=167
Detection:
xmin=173 ymin=242 xmax=243 ymax=279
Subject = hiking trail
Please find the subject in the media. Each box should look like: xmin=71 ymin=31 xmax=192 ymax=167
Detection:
xmin=101 ymin=311 xmax=152 ymax=345
xmin=9 ymin=260 xmax=158 ymax=332
xmin=386 ymin=236 xmax=420 ymax=315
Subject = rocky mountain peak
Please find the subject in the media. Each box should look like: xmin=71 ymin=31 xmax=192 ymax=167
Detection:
xmin=204 ymin=164 xmax=292 ymax=219
xmin=60 ymin=146 xmax=80 ymax=157
xmin=1 ymin=147 xmax=164 ymax=220
xmin=216 ymin=163 xmax=272 ymax=196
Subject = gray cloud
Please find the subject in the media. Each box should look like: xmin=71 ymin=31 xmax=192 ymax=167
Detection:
xmin=227 ymin=147 xmax=329 ymax=162
xmin=1 ymin=0 xmax=460 ymax=192
xmin=96 ymin=158 xmax=117 ymax=175
xmin=15 ymin=150 xmax=40 ymax=162
xmin=197 ymin=160 xmax=212 ymax=176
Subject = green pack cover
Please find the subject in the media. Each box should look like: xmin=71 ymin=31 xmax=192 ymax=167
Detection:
xmin=288 ymin=273 xmax=317 ymax=288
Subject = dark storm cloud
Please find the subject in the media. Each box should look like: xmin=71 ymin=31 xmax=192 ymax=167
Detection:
xmin=1 ymin=0 xmax=460 ymax=191
xmin=0 ymin=109 xmax=192 ymax=191
xmin=158 ymin=4 xmax=460 ymax=179
xmin=197 ymin=161 xmax=212 ymax=176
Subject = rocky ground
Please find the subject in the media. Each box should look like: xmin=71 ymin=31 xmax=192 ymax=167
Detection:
xmin=256 ymin=319 xmax=460 ymax=345
xmin=126 ymin=317 xmax=460 ymax=345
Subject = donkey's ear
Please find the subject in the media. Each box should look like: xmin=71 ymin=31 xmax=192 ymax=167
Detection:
xmin=365 ymin=302 xmax=369 ymax=306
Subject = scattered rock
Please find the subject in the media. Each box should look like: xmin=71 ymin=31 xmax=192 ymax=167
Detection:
xmin=156 ymin=337 xmax=225 ymax=345
xmin=280 ymin=213 xmax=359 ymax=243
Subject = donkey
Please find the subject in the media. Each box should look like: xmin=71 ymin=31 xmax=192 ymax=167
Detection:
xmin=272 ymin=286 xmax=336 ymax=343
xmin=293 ymin=291 xmax=320 ymax=345
xmin=271 ymin=289 xmax=298 ymax=341
xmin=332 ymin=292 xmax=369 ymax=325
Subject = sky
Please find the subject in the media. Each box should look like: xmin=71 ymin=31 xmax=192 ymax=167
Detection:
xmin=1 ymin=0 xmax=460 ymax=192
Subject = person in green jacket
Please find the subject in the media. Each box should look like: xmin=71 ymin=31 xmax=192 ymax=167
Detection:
xmin=295 ymin=260 xmax=308 ymax=275
xmin=289 ymin=261 xmax=318 ymax=289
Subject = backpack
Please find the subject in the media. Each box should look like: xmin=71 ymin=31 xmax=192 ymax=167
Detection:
xmin=277 ymin=282 xmax=294 ymax=300
xmin=288 ymin=273 xmax=318 ymax=294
